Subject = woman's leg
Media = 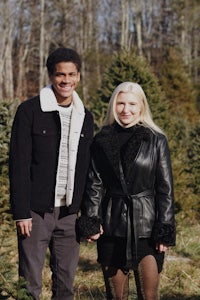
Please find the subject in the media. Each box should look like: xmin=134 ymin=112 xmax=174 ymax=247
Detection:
xmin=134 ymin=255 xmax=160 ymax=300
xmin=101 ymin=266 xmax=129 ymax=300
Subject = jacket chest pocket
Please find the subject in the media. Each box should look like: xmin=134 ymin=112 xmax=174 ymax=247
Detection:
xmin=32 ymin=127 xmax=59 ymax=154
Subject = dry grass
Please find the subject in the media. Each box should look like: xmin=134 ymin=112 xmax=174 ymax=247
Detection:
xmin=1 ymin=222 xmax=200 ymax=299
xmin=41 ymin=223 xmax=200 ymax=299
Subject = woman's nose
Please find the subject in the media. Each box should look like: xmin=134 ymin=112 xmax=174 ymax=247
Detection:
xmin=122 ymin=104 xmax=129 ymax=112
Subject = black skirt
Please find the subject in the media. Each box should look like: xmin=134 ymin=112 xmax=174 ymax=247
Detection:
xmin=97 ymin=236 xmax=164 ymax=273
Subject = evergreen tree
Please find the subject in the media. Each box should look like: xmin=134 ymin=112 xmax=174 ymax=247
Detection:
xmin=159 ymin=47 xmax=200 ymax=220
xmin=0 ymin=101 xmax=17 ymax=220
xmin=168 ymin=117 xmax=199 ymax=221
xmin=0 ymin=101 xmax=27 ymax=299
xmin=187 ymin=123 xmax=200 ymax=217
xmin=91 ymin=49 xmax=171 ymax=131
xmin=159 ymin=47 xmax=199 ymax=124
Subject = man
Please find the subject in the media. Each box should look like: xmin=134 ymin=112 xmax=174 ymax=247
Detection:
xmin=9 ymin=48 xmax=94 ymax=299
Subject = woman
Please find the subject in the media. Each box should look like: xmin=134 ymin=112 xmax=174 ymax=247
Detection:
xmin=79 ymin=82 xmax=176 ymax=299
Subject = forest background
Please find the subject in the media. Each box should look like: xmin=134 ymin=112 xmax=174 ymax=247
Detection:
xmin=0 ymin=0 xmax=200 ymax=299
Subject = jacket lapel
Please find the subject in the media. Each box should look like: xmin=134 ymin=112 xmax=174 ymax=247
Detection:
xmin=95 ymin=125 xmax=121 ymax=181
xmin=66 ymin=91 xmax=85 ymax=205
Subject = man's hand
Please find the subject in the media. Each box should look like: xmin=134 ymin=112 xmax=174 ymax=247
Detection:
xmin=16 ymin=219 xmax=32 ymax=237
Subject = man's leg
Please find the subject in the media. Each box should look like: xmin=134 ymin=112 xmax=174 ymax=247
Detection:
xmin=49 ymin=211 xmax=80 ymax=300
xmin=18 ymin=211 xmax=52 ymax=300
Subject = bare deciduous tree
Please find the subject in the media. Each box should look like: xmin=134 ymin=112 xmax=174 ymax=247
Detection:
xmin=0 ymin=1 xmax=14 ymax=100
xmin=120 ymin=0 xmax=129 ymax=49
xmin=0 ymin=0 xmax=199 ymax=101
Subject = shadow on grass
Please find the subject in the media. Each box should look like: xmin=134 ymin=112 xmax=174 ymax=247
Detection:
xmin=78 ymin=256 xmax=100 ymax=272
xmin=75 ymin=260 xmax=200 ymax=300
xmin=161 ymin=296 xmax=200 ymax=300
xmin=74 ymin=291 xmax=200 ymax=300
xmin=1 ymin=290 xmax=199 ymax=300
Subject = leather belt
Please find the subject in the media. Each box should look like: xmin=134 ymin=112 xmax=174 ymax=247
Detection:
xmin=118 ymin=159 xmax=153 ymax=266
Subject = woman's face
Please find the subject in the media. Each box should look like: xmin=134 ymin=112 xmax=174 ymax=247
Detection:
xmin=116 ymin=92 xmax=141 ymax=127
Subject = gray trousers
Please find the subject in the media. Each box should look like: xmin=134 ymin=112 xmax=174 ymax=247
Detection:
xmin=17 ymin=208 xmax=80 ymax=300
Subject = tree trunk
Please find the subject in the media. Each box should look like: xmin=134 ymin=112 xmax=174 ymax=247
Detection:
xmin=5 ymin=3 xmax=14 ymax=101
xmin=132 ymin=0 xmax=143 ymax=56
xmin=0 ymin=1 xmax=14 ymax=101
xmin=121 ymin=0 xmax=129 ymax=50
xmin=39 ymin=0 xmax=45 ymax=90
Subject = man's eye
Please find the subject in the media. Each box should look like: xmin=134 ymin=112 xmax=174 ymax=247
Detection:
xmin=55 ymin=73 xmax=63 ymax=77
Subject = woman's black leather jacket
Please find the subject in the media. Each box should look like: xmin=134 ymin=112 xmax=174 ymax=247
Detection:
xmin=80 ymin=124 xmax=176 ymax=247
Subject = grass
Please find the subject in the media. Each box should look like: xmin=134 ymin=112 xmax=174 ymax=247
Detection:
xmin=77 ymin=240 xmax=200 ymax=300
xmin=1 ymin=221 xmax=200 ymax=299
xmin=42 ymin=222 xmax=200 ymax=299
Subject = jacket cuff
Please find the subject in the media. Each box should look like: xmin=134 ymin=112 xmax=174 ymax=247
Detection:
xmin=153 ymin=222 xmax=176 ymax=246
xmin=76 ymin=215 xmax=101 ymax=238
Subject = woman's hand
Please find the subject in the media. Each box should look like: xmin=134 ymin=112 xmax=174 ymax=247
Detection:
xmin=156 ymin=243 xmax=169 ymax=253
xmin=86 ymin=225 xmax=104 ymax=242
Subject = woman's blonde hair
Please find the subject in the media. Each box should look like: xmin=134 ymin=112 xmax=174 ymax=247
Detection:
xmin=103 ymin=82 xmax=164 ymax=134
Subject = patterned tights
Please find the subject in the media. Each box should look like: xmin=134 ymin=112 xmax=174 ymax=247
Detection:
xmin=102 ymin=255 xmax=160 ymax=300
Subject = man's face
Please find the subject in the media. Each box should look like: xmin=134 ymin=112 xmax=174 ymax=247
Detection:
xmin=49 ymin=61 xmax=80 ymax=105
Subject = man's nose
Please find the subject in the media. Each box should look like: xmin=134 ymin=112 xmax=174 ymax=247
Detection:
xmin=62 ymin=75 xmax=70 ymax=82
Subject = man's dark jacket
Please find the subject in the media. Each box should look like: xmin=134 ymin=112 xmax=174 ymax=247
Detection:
xmin=9 ymin=90 xmax=93 ymax=220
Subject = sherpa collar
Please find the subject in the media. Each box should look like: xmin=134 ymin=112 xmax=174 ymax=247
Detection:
xmin=39 ymin=84 xmax=85 ymax=207
xmin=40 ymin=84 xmax=85 ymax=114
